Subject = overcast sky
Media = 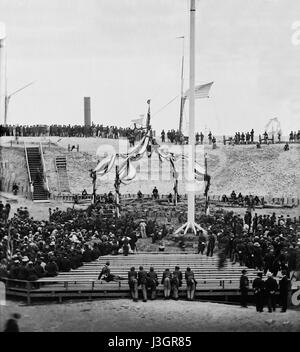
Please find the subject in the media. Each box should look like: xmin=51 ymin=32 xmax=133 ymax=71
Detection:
xmin=0 ymin=0 xmax=299 ymax=135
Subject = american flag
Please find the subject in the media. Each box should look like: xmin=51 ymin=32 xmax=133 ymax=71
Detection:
xmin=131 ymin=115 xmax=145 ymax=127
xmin=184 ymin=81 xmax=214 ymax=100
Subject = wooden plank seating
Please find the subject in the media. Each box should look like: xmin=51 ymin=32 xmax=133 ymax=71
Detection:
xmin=6 ymin=252 xmax=296 ymax=304
xmin=34 ymin=253 xmax=258 ymax=293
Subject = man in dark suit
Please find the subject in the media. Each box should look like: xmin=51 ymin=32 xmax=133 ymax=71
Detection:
xmin=279 ymin=270 xmax=290 ymax=312
xmin=239 ymin=269 xmax=249 ymax=308
xmin=138 ymin=266 xmax=148 ymax=302
xmin=161 ymin=268 xmax=172 ymax=299
xmin=252 ymin=272 xmax=265 ymax=312
xmin=265 ymin=272 xmax=278 ymax=312
xmin=171 ymin=266 xmax=183 ymax=300
xmin=206 ymin=232 xmax=216 ymax=257
xmin=147 ymin=267 xmax=159 ymax=300
xmin=128 ymin=266 xmax=138 ymax=302
xmin=185 ymin=267 xmax=196 ymax=301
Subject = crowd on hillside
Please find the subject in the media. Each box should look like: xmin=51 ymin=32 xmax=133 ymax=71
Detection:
xmin=233 ymin=130 xmax=255 ymax=144
xmin=289 ymin=130 xmax=300 ymax=142
xmin=0 ymin=123 xmax=219 ymax=146
xmin=160 ymin=129 xmax=217 ymax=145
xmin=0 ymin=124 xmax=145 ymax=141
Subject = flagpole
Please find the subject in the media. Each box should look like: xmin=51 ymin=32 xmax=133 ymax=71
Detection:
xmin=178 ymin=36 xmax=185 ymax=135
xmin=188 ymin=0 xmax=196 ymax=233
xmin=175 ymin=0 xmax=204 ymax=235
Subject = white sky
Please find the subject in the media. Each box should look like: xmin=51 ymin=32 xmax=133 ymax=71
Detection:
xmin=0 ymin=0 xmax=299 ymax=135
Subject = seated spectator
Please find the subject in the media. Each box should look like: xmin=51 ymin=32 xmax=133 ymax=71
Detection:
xmin=222 ymin=194 xmax=229 ymax=202
xmin=230 ymin=190 xmax=237 ymax=201
xmin=152 ymin=187 xmax=159 ymax=200
xmin=12 ymin=183 xmax=19 ymax=195
xmin=81 ymin=189 xmax=88 ymax=199
xmin=45 ymin=258 xmax=59 ymax=277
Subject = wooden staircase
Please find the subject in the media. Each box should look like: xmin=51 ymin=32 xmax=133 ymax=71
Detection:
xmin=55 ymin=156 xmax=71 ymax=193
xmin=25 ymin=145 xmax=49 ymax=202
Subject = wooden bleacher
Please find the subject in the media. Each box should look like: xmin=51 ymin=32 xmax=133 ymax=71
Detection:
xmin=4 ymin=253 xmax=258 ymax=304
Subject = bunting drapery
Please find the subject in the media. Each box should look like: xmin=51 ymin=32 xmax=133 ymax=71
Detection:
xmin=93 ymin=154 xmax=116 ymax=176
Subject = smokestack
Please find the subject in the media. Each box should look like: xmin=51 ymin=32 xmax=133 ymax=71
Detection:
xmin=0 ymin=22 xmax=6 ymax=125
xmin=84 ymin=97 xmax=91 ymax=127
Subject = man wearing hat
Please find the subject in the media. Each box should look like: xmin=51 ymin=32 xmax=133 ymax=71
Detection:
xmin=265 ymin=272 xmax=278 ymax=312
xmin=185 ymin=267 xmax=196 ymax=301
xmin=252 ymin=272 xmax=265 ymax=312
xmin=137 ymin=266 xmax=148 ymax=302
xmin=128 ymin=266 xmax=138 ymax=302
xmin=171 ymin=266 xmax=183 ymax=300
xmin=239 ymin=269 xmax=249 ymax=308
xmin=147 ymin=266 xmax=159 ymax=300
xmin=8 ymin=260 xmax=20 ymax=280
xmin=18 ymin=257 xmax=30 ymax=281
xmin=161 ymin=268 xmax=172 ymax=299
xmin=279 ymin=270 xmax=291 ymax=312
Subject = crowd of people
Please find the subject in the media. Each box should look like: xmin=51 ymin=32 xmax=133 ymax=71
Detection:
xmin=232 ymin=130 xmax=255 ymax=144
xmin=160 ymin=129 xmax=217 ymax=145
xmin=198 ymin=210 xmax=300 ymax=277
xmin=289 ymin=130 xmax=300 ymax=142
xmin=0 ymin=191 xmax=299 ymax=314
xmin=240 ymin=269 xmax=291 ymax=313
xmin=0 ymin=123 xmax=145 ymax=141
xmin=98 ymin=261 xmax=197 ymax=302
xmin=0 ymin=203 xmax=162 ymax=282
xmin=221 ymin=191 xmax=263 ymax=207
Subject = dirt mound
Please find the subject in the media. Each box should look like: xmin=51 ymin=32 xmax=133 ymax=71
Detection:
xmin=1 ymin=138 xmax=300 ymax=198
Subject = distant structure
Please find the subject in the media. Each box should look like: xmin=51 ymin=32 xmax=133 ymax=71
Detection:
xmin=0 ymin=22 xmax=6 ymax=125
xmin=265 ymin=117 xmax=282 ymax=137
xmin=84 ymin=97 xmax=91 ymax=127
